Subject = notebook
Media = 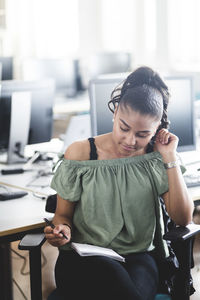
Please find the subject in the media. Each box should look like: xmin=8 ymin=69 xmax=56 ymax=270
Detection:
xmin=71 ymin=242 xmax=125 ymax=262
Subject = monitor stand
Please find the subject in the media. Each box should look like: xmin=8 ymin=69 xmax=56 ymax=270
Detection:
xmin=7 ymin=91 xmax=31 ymax=164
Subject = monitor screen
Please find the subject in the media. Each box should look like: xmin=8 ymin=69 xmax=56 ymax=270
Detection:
xmin=89 ymin=52 xmax=132 ymax=79
xmin=22 ymin=58 xmax=81 ymax=97
xmin=0 ymin=79 xmax=55 ymax=162
xmin=0 ymin=57 xmax=13 ymax=80
xmin=89 ymin=74 xmax=195 ymax=152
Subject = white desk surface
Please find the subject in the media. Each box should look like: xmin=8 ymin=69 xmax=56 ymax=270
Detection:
xmin=0 ymin=193 xmax=53 ymax=237
xmin=188 ymin=187 xmax=200 ymax=201
xmin=0 ymin=156 xmax=56 ymax=196
xmin=0 ymin=140 xmax=61 ymax=237
xmin=0 ymin=138 xmax=63 ymax=195
xmin=178 ymin=150 xmax=200 ymax=201
xmin=0 ymin=165 xmax=54 ymax=196
xmin=0 ymin=161 xmax=55 ymax=237
xmin=54 ymin=92 xmax=90 ymax=115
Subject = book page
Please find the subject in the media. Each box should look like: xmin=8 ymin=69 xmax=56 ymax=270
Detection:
xmin=71 ymin=242 xmax=125 ymax=262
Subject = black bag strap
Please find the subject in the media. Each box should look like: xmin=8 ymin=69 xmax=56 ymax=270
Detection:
xmin=88 ymin=137 xmax=98 ymax=160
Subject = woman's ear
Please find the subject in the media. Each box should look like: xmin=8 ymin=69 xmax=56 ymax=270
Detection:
xmin=157 ymin=120 xmax=161 ymax=128
xmin=155 ymin=121 xmax=162 ymax=133
xmin=113 ymin=108 xmax=117 ymax=120
xmin=152 ymin=122 xmax=162 ymax=140
xmin=113 ymin=102 xmax=120 ymax=122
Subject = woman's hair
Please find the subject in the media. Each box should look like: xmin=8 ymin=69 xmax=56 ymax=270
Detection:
xmin=108 ymin=66 xmax=170 ymax=130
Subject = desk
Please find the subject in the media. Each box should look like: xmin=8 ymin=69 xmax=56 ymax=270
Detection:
xmin=178 ymin=150 xmax=200 ymax=204
xmin=0 ymin=138 xmax=62 ymax=195
xmin=0 ymin=192 xmax=54 ymax=300
xmin=188 ymin=187 xmax=200 ymax=206
xmin=0 ymin=151 xmax=56 ymax=300
xmin=54 ymin=91 xmax=90 ymax=115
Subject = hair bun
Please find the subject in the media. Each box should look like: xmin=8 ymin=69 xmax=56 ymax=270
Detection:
xmin=125 ymin=66 xmax=158 ymax=88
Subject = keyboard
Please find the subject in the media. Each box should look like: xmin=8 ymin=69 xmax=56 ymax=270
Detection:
xmin=184 ymin=174 xmax=200 ymax=188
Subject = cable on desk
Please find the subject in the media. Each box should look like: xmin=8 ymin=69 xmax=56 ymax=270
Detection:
xmin=0 ymin=184 xmax=10 ymax=192
xmin=26 ymin=168 xmax=53 ymax=188
xmin=32 ymin=191 xmax=47 ymax=200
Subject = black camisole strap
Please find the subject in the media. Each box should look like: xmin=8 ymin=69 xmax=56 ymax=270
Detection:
xmin=88 ymin=137 xmax=98 ymax=160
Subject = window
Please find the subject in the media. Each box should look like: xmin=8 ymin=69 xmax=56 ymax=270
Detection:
xmin=101 ymin=0 xmax=136 ymax=52
xmin=7 ymin=0 xmax=79 ymax=59
xmin=168 ymin=0 xmax=200 ymax=70
xmin=32 ymin=0 xmax=79 ymax=58
xmin=101 ymin=0 xmax=156 ymax=64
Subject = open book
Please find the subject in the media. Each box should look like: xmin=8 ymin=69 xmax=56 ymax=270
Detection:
xmin=71 ymin=242 xmax=125 ymax=262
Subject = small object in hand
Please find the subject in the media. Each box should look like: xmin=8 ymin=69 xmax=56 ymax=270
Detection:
xmin=43 ymin=218 xmax=68 ymax=240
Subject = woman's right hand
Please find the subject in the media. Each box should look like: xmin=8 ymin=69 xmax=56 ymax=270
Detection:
xmin=44 ymin=224 xmax=72 ymax=247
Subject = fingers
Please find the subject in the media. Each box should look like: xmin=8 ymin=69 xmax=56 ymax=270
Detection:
xmin=44 ymin=226 xmax=62 ymax=239
xmin=156 ymin=129 xmax=178 ymax=145
xmin=44 ymin=225 xmax=70 ymax=247
xmin=54 ymin=224 xmax=70 ymax=237
xmin=156 ymin=129 xmax=170 ymax=145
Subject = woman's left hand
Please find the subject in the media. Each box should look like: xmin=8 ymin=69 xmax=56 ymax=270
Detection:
xmin=154 ymin=129 xmax=179 ymax=158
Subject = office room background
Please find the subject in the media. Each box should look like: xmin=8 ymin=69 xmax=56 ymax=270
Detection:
xmin=1 ymin=0 xmax=200 ymax=143
xmin=3 ymin=0 xmax=200 ymax=91
xmin=1 ymin=0 xmax=200 ymax=299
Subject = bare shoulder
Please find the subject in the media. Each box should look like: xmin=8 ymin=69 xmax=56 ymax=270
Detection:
xmin=64 ymin=139 xmax=90 ymax=161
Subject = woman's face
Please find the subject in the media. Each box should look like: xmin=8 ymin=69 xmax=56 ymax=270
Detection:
xmin=112 ymin=105 xmax=161 ymax=157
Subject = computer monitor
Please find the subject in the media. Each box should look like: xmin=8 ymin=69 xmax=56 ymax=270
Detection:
xmin=0 ymin=57 xmax=13 ymax=80
xmin=89 ymin=74 xmax=195 ymax=152
xmin=22 ymin=58 xmax=82 ymax=97
xmin=0 ymin=79 xmax=55 ymax=163
xmin=88 ymin=52 xmax=132 ymax=79
xmin=62 ymin=114 xmax=91 ymax=151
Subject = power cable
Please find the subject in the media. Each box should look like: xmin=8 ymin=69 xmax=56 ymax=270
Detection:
xmin=11 ymin=247 xmax=47 ymax=299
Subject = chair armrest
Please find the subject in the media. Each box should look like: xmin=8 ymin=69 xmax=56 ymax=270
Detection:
xmin=18 ymin=233 xmax=46 ymax=250
xmin=18 ymin=233 xmax=46 ymax=300
xmin=163 ymin=223 xmax=200 ymax=241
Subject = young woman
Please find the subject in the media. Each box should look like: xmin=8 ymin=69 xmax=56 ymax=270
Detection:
xmin=44 ymin=66 xmax=194 ymax=300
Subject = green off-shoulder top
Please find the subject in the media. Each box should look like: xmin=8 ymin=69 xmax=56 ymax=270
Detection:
xmin=51 ymin=151 xmax=176 ymax=258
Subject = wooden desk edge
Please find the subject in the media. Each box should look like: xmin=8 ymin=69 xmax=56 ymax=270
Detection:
xmin=0 ymin=221 xmax=46 ymax=237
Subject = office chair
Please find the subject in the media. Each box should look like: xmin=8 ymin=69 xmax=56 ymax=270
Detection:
xmin=18 ymin=196 xmax=200 ymax=300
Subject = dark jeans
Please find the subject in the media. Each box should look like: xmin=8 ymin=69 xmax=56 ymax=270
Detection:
xmin=55 ymin=250 xmax=159 ymax=300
